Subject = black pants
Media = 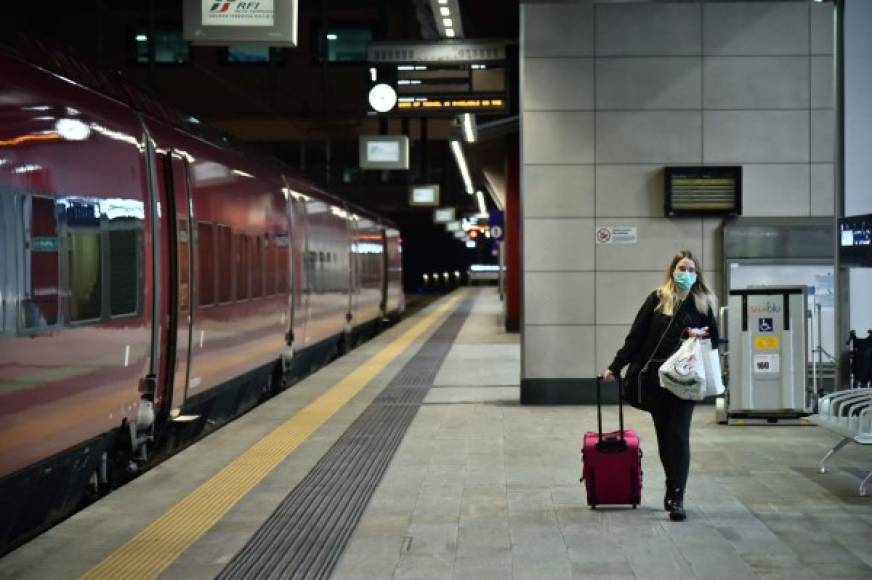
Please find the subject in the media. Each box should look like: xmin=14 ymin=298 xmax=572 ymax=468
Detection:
xmin=649 ymin=388 xmax=695 ymax=491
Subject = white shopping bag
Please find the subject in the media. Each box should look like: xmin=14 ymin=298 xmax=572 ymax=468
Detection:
xmin=700 ymin=338 xmax=725 ymax=397
xmin=658 ymin=337 xmax=706 ymax=401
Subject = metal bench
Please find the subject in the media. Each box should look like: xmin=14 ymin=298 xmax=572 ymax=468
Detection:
xmin=810 ymin=388 xmax=872 ymax=496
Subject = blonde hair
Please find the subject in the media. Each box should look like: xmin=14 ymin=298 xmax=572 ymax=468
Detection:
xmin=655 ymin=250 xmax=718 ymax=317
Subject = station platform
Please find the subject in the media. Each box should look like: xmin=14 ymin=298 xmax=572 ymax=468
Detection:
xmin=2 ymin=288 xmax=872 ymax=580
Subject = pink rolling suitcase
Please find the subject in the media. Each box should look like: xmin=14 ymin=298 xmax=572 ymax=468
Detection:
xmin=581 ymin=378 xmax=643 ymax=508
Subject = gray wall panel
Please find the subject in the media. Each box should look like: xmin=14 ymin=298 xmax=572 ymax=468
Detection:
xmin=703 ymin=56 xmax=809 ymax=110
xmin=812 ymin=109 xmax=835 ymax=163
xmin=596 ymin=57 xmax=701 ymax=110
xmin=595 ymin=3 xmax=701 ymax=56
xmin=522 ymin=3 xmax=593 ymax=57
xmin=595 ymin=325 xmax=631 ymax=378
xmin=520 ymin=1 xmax=834 ymax=387
xmin=811 ymin=163 xmax=835 ymax=216
xmin=524 ymin=165 xmax=595 ymax=218
xmin=524 ymin=272 xmax=595 ymax=325
xmin=524 ymin=218 xmax=594 ymax=271
xmin=524 ymin=326 xmax=596 ymax=379
xmin=811 ymin=2 xmax=835 ymax=55
xmin=595 ymin=271 xmax=664 ymax=325
xmin=702 ymin=218 xmax=724 ymax=274
xmin=523 ymin=112 xmax=595 ymax=164
xmin=704 ymin=110 xmax=810 ymax=163
xmin=597 ymin=112 xmax=702 ymax=164
xmin=811 ymin=55 xmax=835 ymax=109
xmin=741 ymin=164 xmax=811 ymax=217
xmin=524 ymin=58 xmax=594 ymax=111
xmin=594 ymin=218 xmax=703 ymax=272
xmin=595 ymin=164 xmax=664 ymax=218
xmin=703 ymin=2 xmax=809 ymax=56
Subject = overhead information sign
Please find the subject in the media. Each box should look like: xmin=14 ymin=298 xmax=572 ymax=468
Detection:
xmin=367 ymin=40 xmax=507 ymax=117
xmin=368 ymin=41 xmax=506 ymax=64
xmin=184 ymin=0 xmax=298 ymax=46
xmin=359 ymin=135 xmax=409 ymax=170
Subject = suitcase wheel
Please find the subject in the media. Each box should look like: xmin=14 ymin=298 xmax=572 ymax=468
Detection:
xmin=632 ymin=504 xmax=637 ymax=509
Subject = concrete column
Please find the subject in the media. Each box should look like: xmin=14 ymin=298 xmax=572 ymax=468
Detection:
xmin=837 ymin=0 xmax=872 ymax=383
xmin=505 ymin=137 xmax=520 ymax=332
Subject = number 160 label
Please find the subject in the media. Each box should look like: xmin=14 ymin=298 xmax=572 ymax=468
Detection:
xmin=754 ymin=354 xmax=780 ymax=373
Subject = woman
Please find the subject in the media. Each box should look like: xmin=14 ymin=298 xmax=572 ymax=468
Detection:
xmin=601 ymin=250 xmax=719 ymax=522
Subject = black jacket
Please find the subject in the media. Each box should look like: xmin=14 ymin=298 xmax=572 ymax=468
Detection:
xmin=609 ymin=290 xmax=719 ymax=409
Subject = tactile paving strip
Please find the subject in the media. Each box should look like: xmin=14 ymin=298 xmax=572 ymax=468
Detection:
xmin=218 ymin=293 xmax=475 ymax=580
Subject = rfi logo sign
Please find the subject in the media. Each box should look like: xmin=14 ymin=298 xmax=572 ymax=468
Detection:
xmin=758 ymin=317 xmax=773 ymax=332
xmin=596 ymin=227 xmax=611 ymax=243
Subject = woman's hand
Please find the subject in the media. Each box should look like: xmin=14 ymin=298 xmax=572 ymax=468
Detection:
xmin=602 ymin=369 xmax=616 ymax=382
xmin=687 ymin=326 xmax=709 ymax=338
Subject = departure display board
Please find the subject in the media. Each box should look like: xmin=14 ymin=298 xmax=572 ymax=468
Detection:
xmin=664 ymin=166 xmax=742 ymax=216
xmin=367 ymin=63 xmax=507 ymax=116
xmin=839 ymin=213 xmax=872 ymax=267
xmin=367 ymin=39 xmax=508 ymax=118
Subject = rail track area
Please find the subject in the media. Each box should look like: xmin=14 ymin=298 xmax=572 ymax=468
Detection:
xmin=3 ymin=288 xmax=872 ymax=579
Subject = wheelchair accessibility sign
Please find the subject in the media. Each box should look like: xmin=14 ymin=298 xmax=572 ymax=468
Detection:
xmin=758 ymin=317 xmax=773 ymax=332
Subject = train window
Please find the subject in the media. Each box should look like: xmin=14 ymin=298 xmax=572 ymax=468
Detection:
xmin=236 ymin=234 xmax=249 ymax=301
xmin=263 ymin=234 xmax=275 ymax=296
xmin=108 ymin=229 xmax=140 ymax=316
xmin=197 ymin=222 xmax=215 ymax=306
xmin=252 ymin=235 xmax=263 ymax=298
xmin=217 ymin=225 xmax=232 ymax=303
xmin=68 ymin=232 xmax=102 ymax=322
xmin=22 ymin=196 xmax=60 ymax=328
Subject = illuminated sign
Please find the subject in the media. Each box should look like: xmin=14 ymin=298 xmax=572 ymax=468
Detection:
xmin=367 ymin=57 xmax=508 ymax=116
xmin=396 ymin=97 xmax=506 ymax=113
xmin=410 ymin=184 xmax=439 ymax=207
xmin=184 ymin=0 xmax=298 ymax=46
xmin=433 ymin=207 xmax=455 ymax=223
xmin=359 ymin=135 xmax=409 ymax=170
xmin=445 ymin=220 xmax=461 ymax=232
xmin=368 ymin=40 xmax=506 ymax=64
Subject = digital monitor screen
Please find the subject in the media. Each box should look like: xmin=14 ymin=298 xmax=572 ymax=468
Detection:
xmin=359 ymin=135 xmax=409 ymax=169
xmin=665 ymin=166 xmax=742 ymax=216
xmin=839 ymin=213 xmax=872 ymax=267
xmin=366 ymin=141 xmax=400 ymax=162
xmin=433 ymin=207 xmax=455 ymax=223
xmin=410 ymin=185 xmax=439 ymax=206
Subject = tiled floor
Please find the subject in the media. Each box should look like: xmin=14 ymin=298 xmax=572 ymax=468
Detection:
xmin=332 ymin=289 xmax=872 ymax=580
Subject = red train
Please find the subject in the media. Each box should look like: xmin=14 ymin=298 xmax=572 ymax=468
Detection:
xmin=0 ymin=40 xmax=404 ymax=553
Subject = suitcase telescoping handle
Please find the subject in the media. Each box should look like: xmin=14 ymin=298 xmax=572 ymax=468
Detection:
xmin=596 ymin=376 xmax=625 ymax=443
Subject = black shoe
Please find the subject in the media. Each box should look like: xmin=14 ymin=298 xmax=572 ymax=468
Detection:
xmin=663 ymin=488 xmax=674 ymax=512
xmin=668 ymin=488 xmax=686 ymax=522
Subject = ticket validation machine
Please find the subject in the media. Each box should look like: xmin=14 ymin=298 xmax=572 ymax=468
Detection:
xmin=727 ymin=287 xmax=810 ymax=419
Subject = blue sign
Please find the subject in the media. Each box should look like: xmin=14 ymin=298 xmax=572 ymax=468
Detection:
xmin=758 ymin=317 xmax=773 ymax=332
xmin=489 ymin=210 xmax=504 ymax=241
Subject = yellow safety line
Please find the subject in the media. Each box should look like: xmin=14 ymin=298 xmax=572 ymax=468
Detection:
xmin=81 ymin=291 xmax=465 ymax=580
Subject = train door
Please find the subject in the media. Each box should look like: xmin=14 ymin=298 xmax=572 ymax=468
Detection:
xmin=164 ymin=151 xmax=194 ymax=415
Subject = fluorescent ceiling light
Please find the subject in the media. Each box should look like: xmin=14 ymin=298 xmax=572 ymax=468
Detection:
xmin=476 ymin=191 xmax=488 ymax=217
xmin=462 ymin=113 xmax=476 ymax=143
xmin=326 ymin=33 xmax=338 ymax=40
xmin=450 ymin=139 xmax=474 ymax=195
xmin=438 ymin=0 xmax=448 ymax=4
xmin=136 ymin=34 xmax=148 ymax=42
xmin=440 ymin=7 xmax=450 ymax=16
xmin=442 ymin=18 xmax=453 ymax=28
xmin=445 ymin=28 xmax=455 ymax=37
